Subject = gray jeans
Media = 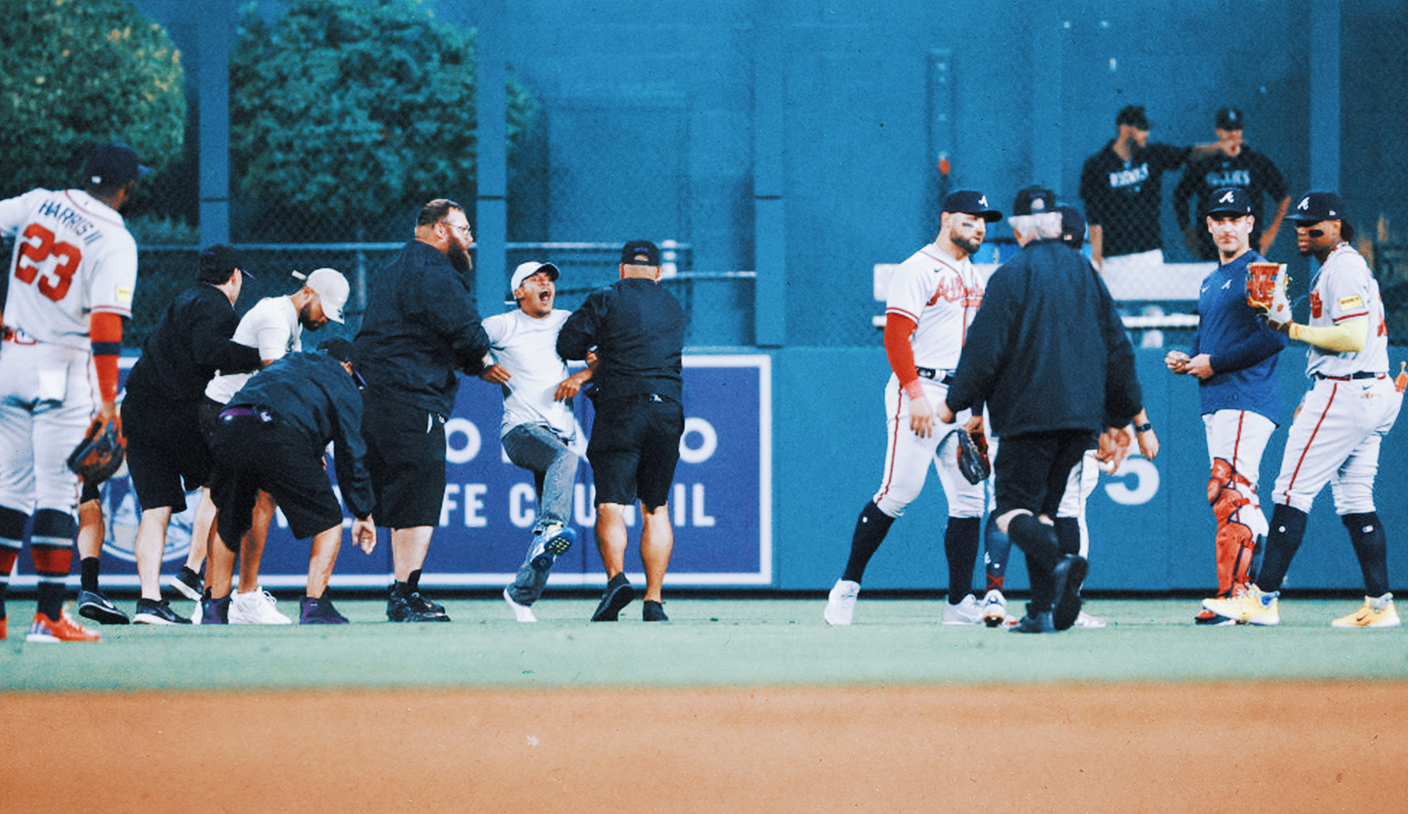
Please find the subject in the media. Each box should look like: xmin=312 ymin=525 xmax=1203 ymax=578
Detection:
xmin=503 ymin=423 xmax=579 ymax=604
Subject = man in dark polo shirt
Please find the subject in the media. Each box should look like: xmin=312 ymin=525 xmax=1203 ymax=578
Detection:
xmin=354 ymin=199 xmax=492 ymax=622
xmin=557 ymin=240 xmax=686 ymax=622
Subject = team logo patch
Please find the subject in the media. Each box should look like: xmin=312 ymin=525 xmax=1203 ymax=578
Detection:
xmin=116 ymin=285 xmax=134 ymax=305
xmin=1339 ymin=295 xmax=1364 ymax=310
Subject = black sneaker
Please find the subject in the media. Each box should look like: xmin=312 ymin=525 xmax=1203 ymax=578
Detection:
xmin=167 ymin=566 xmax=203 ymax=602
xmin=591 ymin=574 xmax=635 ymax=622
xmin=78 ymin=589 xmax=130 ymax=625
xmin=642 ymin=599 xmax=668 ymax=622
xmin=386 ymin=585 xmax=449 ymax=623
xmin=133 ymin=597 xmax=192 ymax=625
xmin=1052 ymin=554 xmax=1089 ymax=632
xmin=301 ymin=595 xmax=349 ymax=625
xmin=1009 ymin=612 xmax=1055 ymax=634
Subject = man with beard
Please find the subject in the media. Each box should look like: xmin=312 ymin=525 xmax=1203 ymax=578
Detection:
xmin=355 ymin=199 xmax=492 ymax=622
xmin=822 ymin=190 xmax=1003 ymax=627
xmin=161 ymin=268 xmax=350 ymax=624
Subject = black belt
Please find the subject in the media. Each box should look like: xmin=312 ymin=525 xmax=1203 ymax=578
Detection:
xmin=219 ymin=405 xmax=275 ymax=423
xmin=915 ymin=367 xmax=954 ymax=385
xmin=1314 ymin=371 xmax=1386 ymax=381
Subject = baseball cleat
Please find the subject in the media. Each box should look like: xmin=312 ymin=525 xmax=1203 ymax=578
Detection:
xmin=78 ymin=589 xmax=130 ymax=625
xmin=26 ymin=609 xmax=102 ymax=642
xmin=941 ymin=593 xmax=985 ymax=626
xmin=1202 ymin=585 xmax=1279 ymax=626
xmin=982 ymin=589 xmax=1011 ymax=627
xmin=1330 ymin=594 xmax=1401 ymax=629
xmin=503 ymin=587 xmax=538 ymax=623
xmin=823 ymin=579 xmax=860 ymax=626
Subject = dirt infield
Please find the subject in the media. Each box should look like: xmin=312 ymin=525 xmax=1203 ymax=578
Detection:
xmin=5 ymin=682 xmax=1404 ymax=813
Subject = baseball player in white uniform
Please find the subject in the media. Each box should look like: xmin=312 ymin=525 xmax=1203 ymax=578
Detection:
xmin=824 ymin=189 xmax=1002 ymax=626
xmin=0 ymin=142 xmax=148 ymax=643
xmin=169 ymin=268 xmax=350 ymax=624
xmin=1205 ymin=191 xmax=1403 ymax=627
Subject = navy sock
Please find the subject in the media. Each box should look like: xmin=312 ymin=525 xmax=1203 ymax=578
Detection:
xmin=81 ymin=556 xmax=101 ymax=593
xmin=1053 ymin=517 xmax=1082 ymax=556
xmin=1255 ymin=504 xmax=1309 ymax=592
xmin=1343 ymin=512 xmax=1389 ymax=597
xmin=944 ymin=516 xmax=981 ymax=603
xmin=841 ymin=501 xmax=895 ymax=584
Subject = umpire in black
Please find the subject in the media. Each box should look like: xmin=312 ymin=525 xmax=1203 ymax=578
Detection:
xmin=938 ymin=206 xmax=1144 ymax=633
xmin=354 ymin=199 xmax=492 ymax=622
xmin=123 ymin=245 xmax=263 ymax=624
xmin=557 ymin=240 xmax=686 ymax=622
xmin=202 ymin=339 xmax=375 ymax=625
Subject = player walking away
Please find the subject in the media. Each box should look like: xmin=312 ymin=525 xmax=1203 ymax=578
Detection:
xmin=1080 ymin=105 xmax=1215 ymax=275
xmin=1174 ymin=108 xmax=1291 ymax=262
xmin=557 ymin=240 xmax=686 ymax=623
xmin=976 ymin=196 xmax=1158 ymax=630
xmin=939 ymin=198 xmax=1144 ymax=634
xmin=481 ymin=262 xmax=591 ymax=623
xmin=0 ymin=142 xmax=148 ymax=642
xmin=122 ymin=246 xmax=264 ymax=624
xmin=200 ymin=340 xmax=376 ymax=625
xmin=1205 ymin=191 xmax=1404 ymax=628
xmin=354 ymin=199 xmax=493 ymax=622
xmin=1165 ymin=188 xmax=1288 ymax=624
xmin=822 ymin=190 xmax=1002 ymax=627
xmin=163 ymin=267 xmax=349 ymax=625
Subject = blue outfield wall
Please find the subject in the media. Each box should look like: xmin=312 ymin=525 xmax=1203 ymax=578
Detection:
xmin=775 ymin=345 xmax=1408 ymax=595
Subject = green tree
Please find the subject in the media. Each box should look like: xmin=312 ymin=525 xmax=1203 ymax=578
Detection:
xmin=231 ymin=0 xmax=534 ymax=238
xmin=0 ymin=0 xmax=185 ymax=198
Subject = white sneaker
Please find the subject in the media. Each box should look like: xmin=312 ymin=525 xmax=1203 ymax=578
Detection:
xmin=982 ymin=589 xmax=1011 ymax=628
xmin=941 ymin=593 xmax=985 ymax=625
xmin=503 ymin=587 xmax=538 ymax=623
xmin=1073 ymin=610 xmax=1107 ymax=629
xmin=823 ymin=579 xmax=860 ymax=626
xmin=229 ymin=589 xmax=293 ymax=625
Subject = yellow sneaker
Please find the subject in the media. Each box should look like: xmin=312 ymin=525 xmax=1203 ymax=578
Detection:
xmin=1202 ymin=585 xmax=1280 ymax=626
xmin=1330 ymin=594 xmax=1401 ymax=629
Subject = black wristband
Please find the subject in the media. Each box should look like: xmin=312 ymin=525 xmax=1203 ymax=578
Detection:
xmin=1135 ymin=422 xmax=1153 ymax=433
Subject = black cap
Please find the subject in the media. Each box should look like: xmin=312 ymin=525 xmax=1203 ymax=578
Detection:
xmin=941 ymin=189 xmax=1003 ymax=222
xmin=1012 ymin=186 xmax=1057 ymax=217
xmin=1215 ymin=107 xmax=1244 ymax=130
xmin=198 ymin=244 xmax=254 ymax=281
xmin=1288 ymin=191 xmax=1348 ymax=223
xmin=84 ymin=142 xmax=151 ymax=187
xmin=1204 ymin=187 xmax=1253 ymax=217
xmin=621 ymin=239 xmax=660 ymax=266
xmin=1057 ymin=205 xmax=1087 ymax=248
xmin=1116 ymin=105 xmax=1150 ymax=129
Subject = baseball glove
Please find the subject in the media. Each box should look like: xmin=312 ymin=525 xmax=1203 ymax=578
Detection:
xmin=1246 ymin=261 xmax=1292 ymax=327
xmin=67 ymin=416 xmax=125 ymax=486
xmin=955 ymin=426 xmax=991 ymax=485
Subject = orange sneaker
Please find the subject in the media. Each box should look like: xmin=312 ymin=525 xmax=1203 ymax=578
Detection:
xmin=26 ymin=609 xmax=102 ymax=643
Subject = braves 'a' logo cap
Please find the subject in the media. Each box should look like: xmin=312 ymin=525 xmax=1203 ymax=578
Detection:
xmin=942 ymin=189 xmax=1003 ymax=222
xmin=1203 ymin=186 xmax=1252 ymax=217
xmin=1289 ymin=191 xmax=1347 ymax=223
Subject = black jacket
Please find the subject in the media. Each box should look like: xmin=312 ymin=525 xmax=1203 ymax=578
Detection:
xmin=557 ymin=278 xmax=686 ymax=405
xmin=946 ymin=239 xmax=1142 ymax=437
xmin=228 ymin=352 xmax=374 ymax=520
xmin=126 ymin=283 xmax=262 ymax=403
xmin=354 ymin=240 xmax=491 ymax=416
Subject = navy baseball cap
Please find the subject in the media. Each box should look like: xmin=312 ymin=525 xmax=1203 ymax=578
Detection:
xmin=621 ymin=239 xmax=660 ymax=266
xmin=941 ymin=190 xmax=1002 ymax=222
xmin=1215 ymin=107 xmax=1244 ymax=130
xmin=1288 ymin=191 xmax=1348 ymax=223
xmin=84 ymin=142 xmax=150 ymax=186
xmin=1012 ymin=186 xmax=1057 ymax=217
xmin=1057 ymin=205 xmax=1087 ymax=247
xmin=1116 ymin=105 xmax=1150 ymax=129
xmin=1204 ymin=187 xmax=1253 ymax=217
xmin=198 ymin=244 xmax=255 ymax=281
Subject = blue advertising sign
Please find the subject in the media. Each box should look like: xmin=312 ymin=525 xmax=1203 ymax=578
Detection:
xmin=11 ymin=354 xmax=773 ymax=591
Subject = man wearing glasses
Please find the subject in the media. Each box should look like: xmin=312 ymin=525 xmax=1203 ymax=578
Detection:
xmin=354 ymin=199 xmax=493 ymax=622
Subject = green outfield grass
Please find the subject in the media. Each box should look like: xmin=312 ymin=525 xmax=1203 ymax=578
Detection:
xmin=3 ymin=597 xmax=1406 ymax=692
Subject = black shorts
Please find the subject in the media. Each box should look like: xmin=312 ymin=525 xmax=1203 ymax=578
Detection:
xmin=121 ymin=389 xmax=209 ymax=511
xmin=587 ymin=395 xmax=684 ymax=510
xmin=992 ymin=430 xmax=1096 ymax=519
xmin=209 ymin=418 xmax=343 ymax=544
xmin=361 ymin=392 xmax=447 ymax=529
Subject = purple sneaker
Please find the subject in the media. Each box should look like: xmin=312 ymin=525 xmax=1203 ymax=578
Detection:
xmin=201 ymin=593 xmax=230 ymax=625
xmin=300 ymin=595 xmax=349 ymax=625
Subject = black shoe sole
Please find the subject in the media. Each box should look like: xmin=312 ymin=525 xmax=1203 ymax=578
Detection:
xmin=79 ymin=603 xmax=130 ymax=625
xmin=1052 ymin=555 xmax=1089 ymax=632
xmin=591 ymin=582 xmax=636 ymax=622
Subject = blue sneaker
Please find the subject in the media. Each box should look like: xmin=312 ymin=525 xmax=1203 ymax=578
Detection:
xmin=530 ymin=527 xmax=577 ymax=572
